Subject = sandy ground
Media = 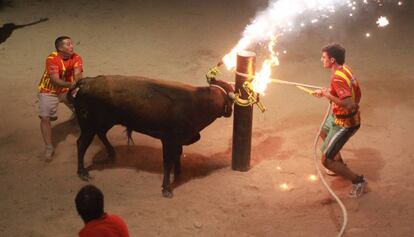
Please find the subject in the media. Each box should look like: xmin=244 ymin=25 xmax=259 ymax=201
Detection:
xmin=1 ymin=0 xmax=414 ymax=236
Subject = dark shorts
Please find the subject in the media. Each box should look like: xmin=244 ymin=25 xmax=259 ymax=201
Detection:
xmin=321 ymin=114 xmax=360 ymax=160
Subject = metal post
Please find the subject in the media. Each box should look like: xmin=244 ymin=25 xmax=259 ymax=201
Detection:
xmin=232 ymin=51 xmax=256 ymax=171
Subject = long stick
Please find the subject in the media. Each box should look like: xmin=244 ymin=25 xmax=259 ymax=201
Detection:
xmin=234 ymin=70 xmax=323 ymax=89
xmin=270 ymin=79 xmax=322 ymax=90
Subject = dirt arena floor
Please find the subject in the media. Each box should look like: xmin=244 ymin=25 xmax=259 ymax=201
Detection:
xmin=1 ymin=0 xmax=413 ymax=236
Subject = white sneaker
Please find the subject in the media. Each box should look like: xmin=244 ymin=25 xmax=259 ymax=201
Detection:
xmin=44 ymin=146 xmax=55 ymax=162
xmin=349 ymin=179 xmax=367 ymax=198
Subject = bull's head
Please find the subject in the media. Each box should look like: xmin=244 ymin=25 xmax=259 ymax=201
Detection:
xmin=209 ymin=78 xmax=235 ymax=118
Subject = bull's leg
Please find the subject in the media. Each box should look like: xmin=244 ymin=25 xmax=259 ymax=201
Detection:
xmin=174 ymin=146 xmax=183 ymax=178
xmin=77 ymin=130 xmax=95 ymax=181
xmin=97 ymin=131 xmax=115 ymax=162
xmin=161 ymin=140 xmax=181 ymax=198
xmin=161 ymin=141 xmax=173 ymax=198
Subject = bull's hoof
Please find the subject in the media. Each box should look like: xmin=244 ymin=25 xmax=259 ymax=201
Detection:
xmin=162 ymin=188 xmax=173 ymax=198
xmin=78 ymin=171 xmax=92 ymax=181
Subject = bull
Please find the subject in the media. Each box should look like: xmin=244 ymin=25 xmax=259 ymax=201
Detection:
xmin=70 ymin=75 xmax=235 ymax=197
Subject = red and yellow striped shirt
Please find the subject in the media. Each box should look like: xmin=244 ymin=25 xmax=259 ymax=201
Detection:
xmin=38 ymin=51 xmax=83 ymax=94
xmin=330 ymin=65 xmax=361 ymax=127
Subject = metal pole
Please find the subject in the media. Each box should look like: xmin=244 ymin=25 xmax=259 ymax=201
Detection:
xmin=232 ymin=51 xmax=255 ymax=171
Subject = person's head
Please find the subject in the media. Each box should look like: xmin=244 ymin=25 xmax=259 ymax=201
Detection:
xmin=321 ymin=43 xmax=345 ymax=68
xmin=75 ymin=185 xmax=104 ymax=223
xmin=55 ymin=36 xmax=74 ymax=57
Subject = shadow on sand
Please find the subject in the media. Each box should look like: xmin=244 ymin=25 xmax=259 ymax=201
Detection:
xmin=0 ymin=18 xmax=48 ymax=44
xmin=85 ymin=134 xmax=283 ymax=189
xmin=51 ymin=119 xmax=79 ymax=147
xmin=328 ymin=147 xmax=384 ymax=192
xmin=87 ymin=144 xmax=231 ymax=189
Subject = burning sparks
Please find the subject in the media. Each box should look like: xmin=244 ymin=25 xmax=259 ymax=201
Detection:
xmin=280 ymin=183 xmax=289 ymax=191
xmin=376 ymin=16 xmax=389 ymax=27
xmin=308 ymin=175 xmax=318 ymax=181
xmin=220 ymin=0 xmax=401 ymax=95
xmin=222 ymin=0 xmax=354 ymax=72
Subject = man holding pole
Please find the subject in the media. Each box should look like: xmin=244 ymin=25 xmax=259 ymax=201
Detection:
xmin=314 ymin=43 xmax=366 ymax=198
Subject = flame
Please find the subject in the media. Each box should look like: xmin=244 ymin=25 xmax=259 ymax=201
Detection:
xmin=223 ymin=36 xmax=279 ymax=95
xmin=252 ymin=36 xmax=280 ymax=95
xmin=222 ymin=37 xmax=252 ymax=70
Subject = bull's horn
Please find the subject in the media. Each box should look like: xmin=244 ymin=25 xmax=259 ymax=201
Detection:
xmin=228 ymin=92 xmax=236 ymax=101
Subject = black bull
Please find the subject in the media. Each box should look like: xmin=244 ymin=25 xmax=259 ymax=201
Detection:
xmin=69 ymin=75 xmax=235 ymax=197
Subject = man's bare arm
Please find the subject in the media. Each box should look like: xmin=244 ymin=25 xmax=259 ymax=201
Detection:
xmin=313 ymin=89 xmax=357 ymax=111
xmin=74 ymin=67 xmax=83 ymax=81
xmin=50 ymin=73 xmax=72 ymax=88
xmin=337 ymin=97 xmax=357 ymax=111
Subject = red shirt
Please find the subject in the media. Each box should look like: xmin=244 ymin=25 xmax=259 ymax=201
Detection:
xmin=79 ymin=213 xmax=130 ymax=237
xmin=38 ymin=51 xmax=83 ymax=94
xmin=329 ymin=65 xmax=361 ymax=127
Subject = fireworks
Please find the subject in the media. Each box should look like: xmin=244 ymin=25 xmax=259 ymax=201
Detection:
xmin=376 ymin=16 xmax=389 ymax=27
xmin=280 ymin=183 xmax=289 ymax=191
xmin=308 ymin=175 xmax=318 ymax=181
xmin=221 ymin=0 xmax=401 ymax=95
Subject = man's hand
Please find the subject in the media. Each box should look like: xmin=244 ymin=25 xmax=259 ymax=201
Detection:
xmin=312 ymin=89 xmax=323 ymax=97
xmin=69 ymin=80 xmax=78 ymax=90
xmin=312 ymin=88 xmax=330 ymax=98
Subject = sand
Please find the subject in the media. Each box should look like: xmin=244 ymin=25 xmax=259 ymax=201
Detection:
xmin=1 ymin=0 xmax=413 ymax=236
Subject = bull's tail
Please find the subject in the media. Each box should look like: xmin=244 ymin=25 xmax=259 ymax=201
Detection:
xmin=126 ymin=127 xmax=134 ymax=146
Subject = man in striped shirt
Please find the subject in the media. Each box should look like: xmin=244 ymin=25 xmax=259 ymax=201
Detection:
xmin=314 ymin=43 xmax=366 ymax=198
xmin=38 ymin=36 xmax=83 ymax=161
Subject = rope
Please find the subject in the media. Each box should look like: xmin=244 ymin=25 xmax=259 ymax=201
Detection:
xmin=210 ymin=84 xmax=228 ymax=96
xmin=313 ymin=104 xmax=348 ymax=237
